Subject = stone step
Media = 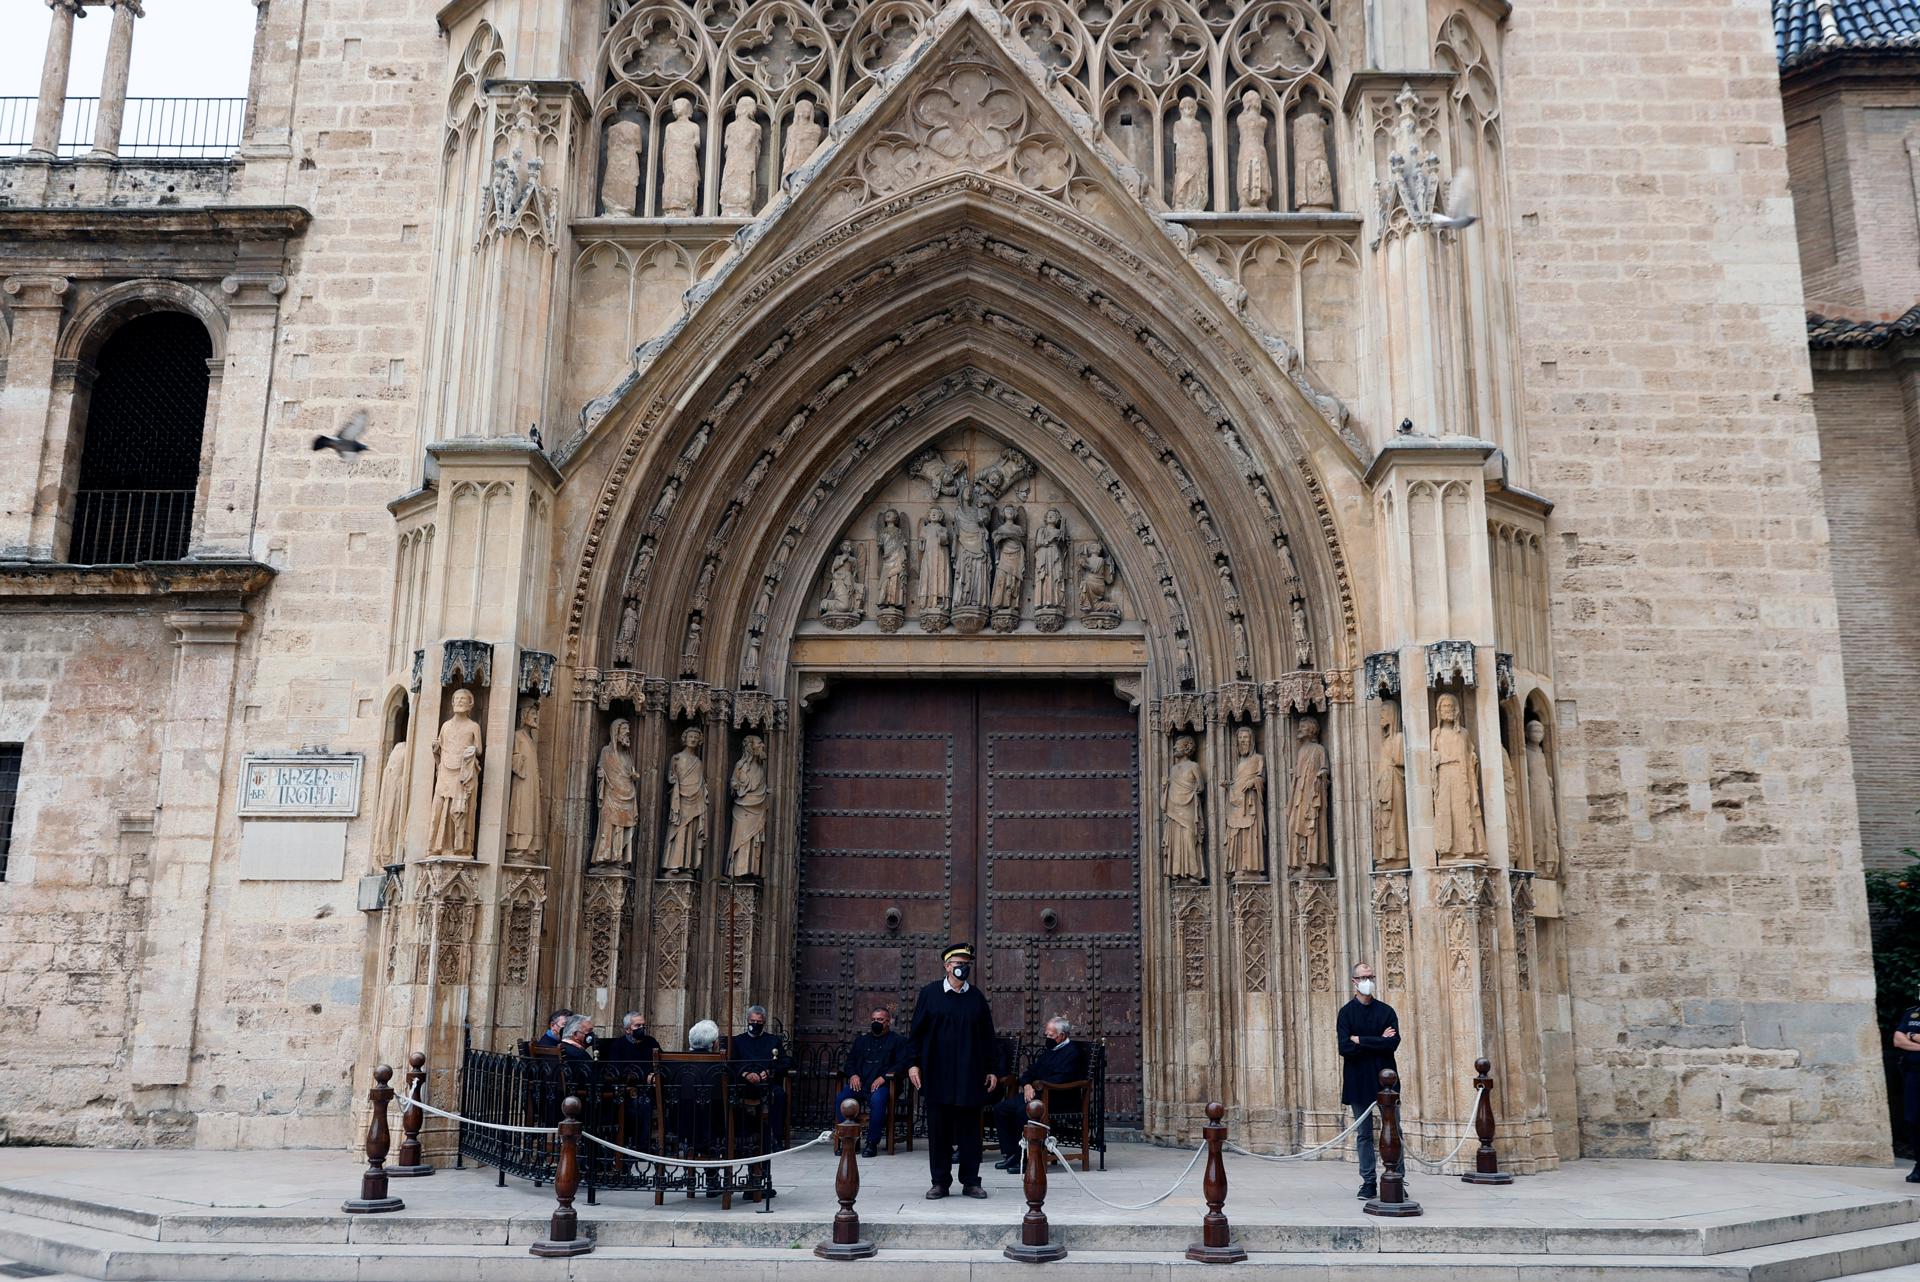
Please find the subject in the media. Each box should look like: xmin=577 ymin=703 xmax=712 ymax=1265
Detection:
xmin=2 ymin=1208 xmax=1919 ymax=1282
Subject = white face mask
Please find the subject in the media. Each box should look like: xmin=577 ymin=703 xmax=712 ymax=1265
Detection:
xmin=1354 ymin=978 xmax=1376 ymax=997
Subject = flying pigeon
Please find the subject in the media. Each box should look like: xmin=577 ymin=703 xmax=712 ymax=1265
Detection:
xmin=312 ymin=409 xmax=370 ymax=457
xmin=1431 ymin=167 xmax=1478 ymax=232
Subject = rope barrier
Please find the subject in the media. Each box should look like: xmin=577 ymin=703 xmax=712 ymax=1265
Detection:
xmin=1400 ymin=1089 xmax=1485 ymax=1173
xmin=1224 ymin=1102 xmax=1377 ymax=1162
xmin=581 ymin=1128 xmax=835 ymax=1170
xmin=404 ymin=1091 xmax=557 ymax=1136
xmin=1037 ymin=1135 xmax=1207 ymax=1212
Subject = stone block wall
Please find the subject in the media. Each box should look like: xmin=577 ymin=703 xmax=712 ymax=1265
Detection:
xmin=1503 ymin=0 xmax=1890 ymax=1161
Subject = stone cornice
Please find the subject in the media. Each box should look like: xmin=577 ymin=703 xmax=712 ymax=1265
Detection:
xmin=0 ymin=205 xmax=310 ymax=243
xmin=429 ymin=436 xmax=562 ymax=489
xmin=435 ymin=0 xmax=486 ymax=33
xmin=1363 ymin=435 xmax=1497 ymax=487
xmin=0 ymin=559 xmax=274 ymax=601
xmin=481 ymin=78 xmax=592 ymax=118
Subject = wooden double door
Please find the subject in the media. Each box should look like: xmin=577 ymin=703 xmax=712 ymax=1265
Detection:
xmin=795 ymin=680 xmax=1143 ymax=1125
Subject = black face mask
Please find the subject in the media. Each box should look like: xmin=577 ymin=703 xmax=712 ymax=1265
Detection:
xmin=629 ymin=1028 xmax=646 ymax=1041
xmin=748 ymin=1022 xmax=764 ymax=1036
xmin=1046 ymin=1034 xmax=1062 ymax=1046
xmin=870 ymin=1020 xmax=886 ymax=1036
xmin=952 ymin=963 xmax=970 ymax=983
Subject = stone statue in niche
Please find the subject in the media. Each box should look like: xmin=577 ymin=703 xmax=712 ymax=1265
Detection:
xmin=918 ymin=507 xmax=953 ymax=631
xmin=818 ymin=539 xmax=865 ymax=629
xmin=1291 ymin=597 xmax=1313 ymax=668
xmin=1431 ymin=693 xmax=1487 ymax=862
xmin=590 ymin=719 xmax=638 ymax=867
xmin=876 ymin=508 xmax=909 ymax=633
xmin=1225 ymin=725 xmax=1266 ymax=878
xmin=727 ymin=734 xmax=768 ymax=879
xmin=1172 ymin=96 xmax=1208 ymax=211
xmin=506 ymin=701 xmax=543 ymax=861
xmin=661 ymin=97 xmax=701 ymax=216
xmin=428 ymin=688 xmax=483 ymax=858
xmin=601 ymin=119 xmax=645 ymax=216
xmin=990 ymin=504 xmax=1027 ymax=632
xmin=740 ymin=627 xmax=764 ymax=689
xmin=1287 ymin=717 xmax=1331 ymax=875
xmin=1231 ymin=613 xmax=1252 ymax=679
xmin=783 ymin=100 xmax=825 ymax=178
xmin=679 ymin=613 xmax=704 ymax=678
xmin=1291 ymin=107 xmax=1334 ymax=212
xmin=371 ymin=734 xmax=409 ymax=869
xmin=951 ymin=482 xmax=993 ymax=631
xmin=1032 ymin=508 xmax=1069 ymax=632
xmin=1078 ymin=543 xmax=1120 ymax=628
xmin=1163 ymin=734 xmax=1206 ymax=881
xmin=1234 ymin=90 xmax=1270 ymax=210
xmin=1502 ymin=737 xmax=1522 ymax=866
xmin=1525 ymin=719 xmax=1562 ymax=878
xmin=720 ymin=96 xmax=763 ymax=216
xmin=1372 ymin=700 xmax=1408 ymax=869
xmin=661 ymin=725 xmax=709 ymax=875
xmin=614 ymin=599 xmax=640 ymax=667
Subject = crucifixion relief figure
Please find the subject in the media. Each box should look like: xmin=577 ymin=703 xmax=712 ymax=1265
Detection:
xmin=590 ymin=718 xmax=639 ymax=867
xmin=428 ymin=688 xmax=483 ymax=858
xmin=662 ymin=725 xmax=710 ymax=874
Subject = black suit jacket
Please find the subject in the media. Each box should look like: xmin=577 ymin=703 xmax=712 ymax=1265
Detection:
xmin=842 ymin=1030 xmax=909 ymax=1084
xmin=910 ymin=980 xmax=998 ymax=1108
xmin=602 ymin=1032 xmax=661 ymax=1071
xmin=559 ymin=1041 xmax=593 ymax=1063
xmin=1019 ymin=1039 xmax=1091 ymax=1111
xmin=729 ymin=1030 xmax=788 ymax=1083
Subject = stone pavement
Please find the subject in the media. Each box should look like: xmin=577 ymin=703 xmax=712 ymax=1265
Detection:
xmin=0 ymin=1144 xmax=1918 ymax=1279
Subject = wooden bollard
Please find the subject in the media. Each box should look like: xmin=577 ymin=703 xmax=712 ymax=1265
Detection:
xmin=816 ymin=1097 xmax=878 ymax=1260
xmin=530 ymin=1097 xmax=594 ymax=1257
xmin=1362 ymin=1069 xmax=1421 ymax=1218
xmin=1461 ymin=1057 xmax=1515 ymax=1185
xmin=1185 ymin=1102 xmax=1246 ymax=1264
xmin=342 ymin=1064 xmax=405 ymax=1213
xmin=1003 ymin=1099 xmax=1067 ymax=1263
xmin=390 ymin=1050 xmax=434 ymax=1178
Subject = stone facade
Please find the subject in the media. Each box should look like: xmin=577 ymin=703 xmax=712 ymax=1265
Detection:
xmin=0 ymin=0 xmax=1891 ymax=1166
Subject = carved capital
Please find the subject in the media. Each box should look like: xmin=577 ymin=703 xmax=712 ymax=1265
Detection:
xmin=441 ymin=639 xmax=493 ymax=687
xmin=1425 ymin=640 xmax=1475 ymax=689
xmin=1263 ymin=672 xmax=1327 ymax=716
xmin=220 ymin=273 xmax=288 ymax=309
xmin=518 ymin=649 xmax=556 ymax=698
xmin=4 ymin=275 xmax=69 ymax=309
xmin=1364 ymin=651 xmax=1400 ymax=699
xmin=733 ymin=689 xmax=776 ymax=731
xmin=1216 ymin=680 xmax=1261 ymax=723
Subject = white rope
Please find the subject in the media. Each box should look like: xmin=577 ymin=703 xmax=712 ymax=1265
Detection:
xmin=1224 ymin=1102 xmax=1377 ymax=1162
xmin=1036 ymin=1135 xmax=1206 ymax=1212
xmin=581 ymin=1128 xmax=834 ymax=1170
xmin=404 ymin=1091 xmax=557 ymax=1136
xmin=1401 ymin=1089 xmax=1486 ymax=1173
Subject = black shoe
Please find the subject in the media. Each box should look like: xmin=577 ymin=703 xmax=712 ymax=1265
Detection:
xmin=1357 ymin=1181 xmax=1377 ymax=1200
xmin=925 ymin=1186 xmax=949 ymax=1199
xmin=1908 ymin=1164 xmax=1920 ymax=1184
xmin=962 ymin=1184 xmax=988 ymax=1199
xmin=860 ymin=1142 xmax=877 ymax=1159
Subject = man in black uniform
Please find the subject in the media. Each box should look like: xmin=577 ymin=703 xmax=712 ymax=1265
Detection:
xmin=909 ymin=942 xmax=998 ymax=1199
xmin=834 ymin=1005 xmax=909 ymax=1158
xmin=992 ymin=1015 xmax=1090 ymax=1172
xmin=1335 ymin=960 xmax=1402 ymax=1200
xmin=730 ymin=1004 xmax=789 ymax=1157
xmin=1896 ymin=1000 xmax=1920 ymax=1182
xmin=602 ymin=1010 xmax=661 ymax=1152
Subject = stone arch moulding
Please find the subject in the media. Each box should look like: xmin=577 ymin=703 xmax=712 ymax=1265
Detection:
xmin=55 ymin=278 xmax=230 ymax=365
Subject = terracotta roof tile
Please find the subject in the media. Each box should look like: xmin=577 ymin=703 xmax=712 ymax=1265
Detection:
xmin=1806 ymin=304 xmax=1920 ymax=347
xmin=1775 ymin=0 xmax=1920 ymax=67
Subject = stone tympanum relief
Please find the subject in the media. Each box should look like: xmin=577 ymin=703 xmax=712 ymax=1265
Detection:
xmin=428 ymin=688 xmax=484 ymax=858
xmin=372 ymin=734 xmax=410 ymax=869
xmin=505 ymin=701 xmax=543 ymax=861
xmin=590 ymin=718 xmax=639 ymax=866
xmin=1286 ymin=715 xmax=1330 ymax=875
xmin=1226 ymin=724 xmax=1266 ymax=879
xmin=1525 ymin=718 xmax=1561 ymax=878
xmin=662 ymin=725 xmax=709 ymax=875
xmin=728 ymin=733 xmax=769 ymax=879
xmin=1431 ymin=692 xmax=1486 ymax=862
xmin=1372 ymin=699 xmax=1408 ymax=868
xmin=1164 ymin=733 xmax=1206 ymax=881
xmin=802 ymin=428 xmax=1135 ymax=638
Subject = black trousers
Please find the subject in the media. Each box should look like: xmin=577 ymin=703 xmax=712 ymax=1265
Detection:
xmin=925 ymin=1100 xmax=983 ymax=1190
xmin=993 ymin=1094 xmax=1028 ymax=1155
xmin=1904 ymin=1070 xmax=1920 ymax=1161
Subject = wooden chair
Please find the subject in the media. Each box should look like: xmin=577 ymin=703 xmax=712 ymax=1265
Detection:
xmin=1034 ymin=1077 xmax=1093 ymax=1171
xmin=656 ymin=1050 xmax=734 ymax=1209
xmin=879 ymin=1070 xmax=914 ymax=1154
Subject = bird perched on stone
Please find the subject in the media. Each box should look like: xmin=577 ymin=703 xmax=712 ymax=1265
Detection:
xmin=1430 ymin=167 xmax=1478 ymax=232
xmin=312 ymin=409 xmax=370 ymax=457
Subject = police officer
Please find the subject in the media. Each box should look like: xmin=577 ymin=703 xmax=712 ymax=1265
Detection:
xmin=1896 ymin=1000 xmax=1920 ymax=1182
xmin=909 ymin=942 xmax=998 ymax=1199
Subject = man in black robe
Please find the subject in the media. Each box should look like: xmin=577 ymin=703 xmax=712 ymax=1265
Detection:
xmin=992 ymin=1015 xmax=1090 ymax=1171
xmin=1336 ymin=959 xmax=1404 ymax=1200
xmin=909 ymin=942 xmax=997 ymax=1199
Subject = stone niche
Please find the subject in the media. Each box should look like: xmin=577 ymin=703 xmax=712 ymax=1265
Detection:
xmin=801 ymin=426 xmax=1136 ymax=638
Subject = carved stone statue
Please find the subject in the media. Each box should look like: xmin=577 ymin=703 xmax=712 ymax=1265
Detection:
xmin=720 ymin=96 xmax=762 ymax=216
xmin=1291 ymin=597 xmax=1313 ymax=668
xmin=727 ymin=734 xmax=768 ymax=879
xmin=1079 ymin=543 xmax=1120 ymax=628
xmin=661 ymin=97 xmax=701 ymax=216
xmin=918 ymin=507 xmax=952 ymax=628
xmin=1287 ymin=717 xmax=1331 ymax=874
xmin=680 ymin=613 xmax=703 ymax=677
xmin=1163 ymin=735 xmax=1205 ymax=881
xmin=1234 ymin=90 xmax=1270 ymax=211
xmin=662 ymin=725 xmax=709 ymax=874
xmin=590 ymin=719 xmax=639 ymax=866
xmin=990 ymin=504 xmax=1027 ymax=631
xmin=1372 ymin=701 xmax=1408 ymax=869
xmin=1172 ymin=96 xmax=1208 ymax=211
xmin=1502 ymin=739 xmax=1522 ymax=865
xmin=601 ymin=119 xmax=645 ymax=216
xmin=952 ymin=482 xmax=992 ymax=628
xmin=1292 ymin=108 xmax=1334 ymax=212
xmin=1525 ymin=719 xmax=1562 ymax=878
xmin=877 ymin=508 xmax=909 ymax=608
xmin=428 ymin=688 xmax=483 ymax=858
xmin=1432 ymin=693 xmax=1487 ymax=861
xmin=1033 ymin=508 xmax=1068 ymax=631
xmin=783 ymin=99 xmax=825 ymax=178
xmin=1225 ymin=725 xmax=1266 ymax=878
xmin=818 ymin=539 xmax=865 ymax=627
xmin=506 ymin=702 xmax=543 ymax=861
xmin=614 ymin=599 xmax=640 ymax=666
xmin=371 ymin=735 xmax=409 ymax=869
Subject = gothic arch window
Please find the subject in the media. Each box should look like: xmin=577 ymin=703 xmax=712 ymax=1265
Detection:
xmin=68 ymin=312 xmax=213 ymax=564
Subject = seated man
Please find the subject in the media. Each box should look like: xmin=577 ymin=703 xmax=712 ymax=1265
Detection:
xmin=992 ymin=1016 xmax=1090 ymax=1172
xmin=662 ymin=1019 xmax=728 ymax=1195
xmin=832 ymin=1005 xmax=910 ymax=1158
xmin=535 ymin=1008 xmax=573 ymax=1048
xmin=558 ymin=1013 xmax=595 ymax=1063
xmin=730 ymin=1005 xmax=789 ymax=1157
xmin=601 ymin=1010 xmax=660 ymax=1150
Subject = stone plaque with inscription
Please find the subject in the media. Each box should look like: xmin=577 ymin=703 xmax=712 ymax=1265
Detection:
xmin=239 ymin=755 xmax=363 ymax=818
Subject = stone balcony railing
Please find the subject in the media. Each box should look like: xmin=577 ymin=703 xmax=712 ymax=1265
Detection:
xmin=0 ymin=96 xmax=244 ymax=209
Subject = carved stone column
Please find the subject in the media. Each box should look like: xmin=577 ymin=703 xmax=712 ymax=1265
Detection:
xmin=0 ymin=275 xmax=69 ymax=558
xmin=30 ymin=1 xmax=85 ymax=159
xmin=88 ymin=0 xmax=143 ymax=159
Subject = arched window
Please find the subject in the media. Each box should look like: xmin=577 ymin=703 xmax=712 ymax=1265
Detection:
xmin=69 ymin=312 xmax=212 ymax=564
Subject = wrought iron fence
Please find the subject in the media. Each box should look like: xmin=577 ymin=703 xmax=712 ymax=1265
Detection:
xmin=0 ymin=97 xmax=246 ymax=159
xmin=68 ymin=489 xmax=193 ymax=564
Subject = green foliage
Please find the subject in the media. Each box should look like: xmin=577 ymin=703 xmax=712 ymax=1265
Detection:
xmin=1867 ymin=850 xmax=1920 ymax=1032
